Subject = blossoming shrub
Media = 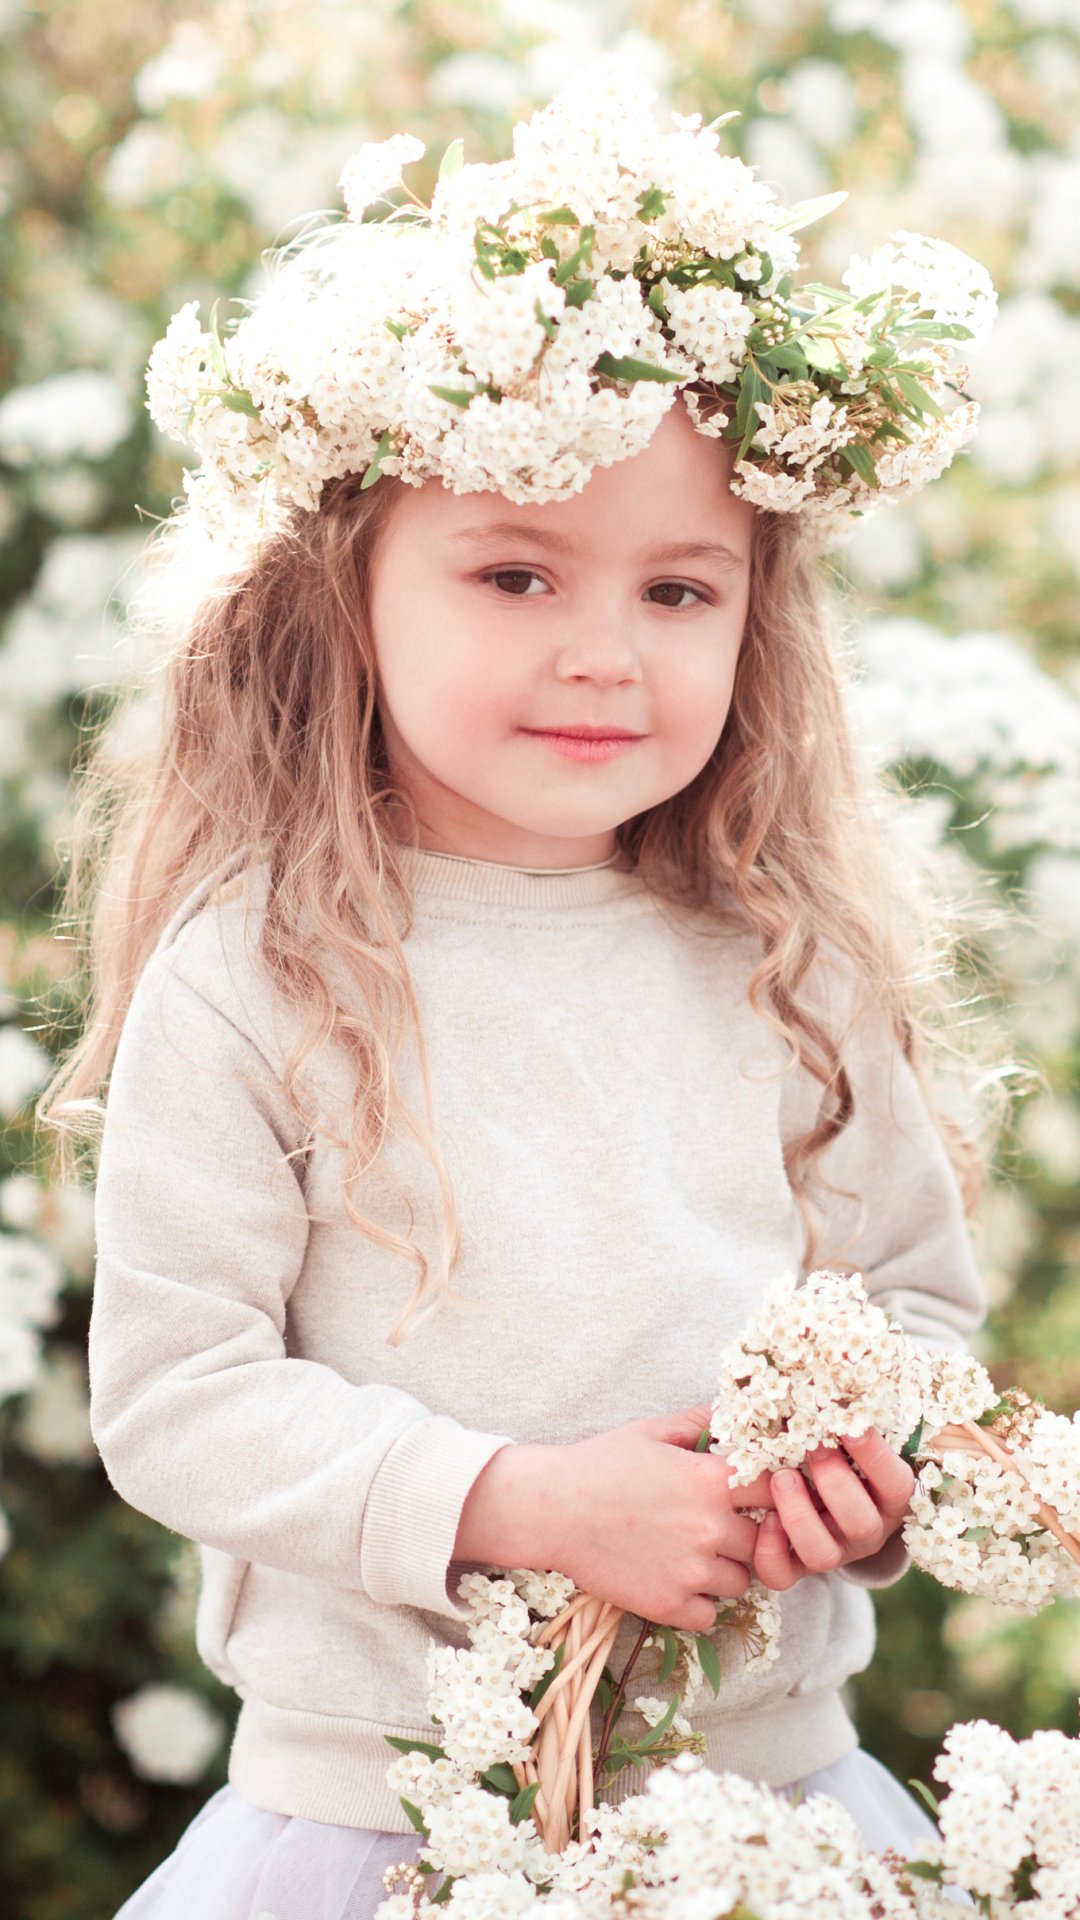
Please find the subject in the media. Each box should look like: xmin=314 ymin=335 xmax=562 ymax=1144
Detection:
xmin=2 ymin=1 xmax=1079 ymax=1916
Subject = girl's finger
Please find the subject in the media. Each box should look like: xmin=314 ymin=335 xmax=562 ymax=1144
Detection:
xmin=840 ymin=1430 xmax=916 ymax=1523
xmin=727 ymin=1467 xmax=779 ymax=1510
xmin=752 ymin=1511 xmax=804 ymax=1591
xmin=702 ymin=1556 xmax=752 ymax=1600
xmin=803 ymin=1446 xmax=886 ymax=1556
xmin=770 ymin=1468 xmax=847 ymax=1572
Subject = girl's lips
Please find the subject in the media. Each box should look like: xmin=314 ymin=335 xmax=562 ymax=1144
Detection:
xmin=521 ymin=729 xmax=646 ymax=763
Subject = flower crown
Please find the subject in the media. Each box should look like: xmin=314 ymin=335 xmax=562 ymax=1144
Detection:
xmin=145 ymin=56 xmax=997 ymax=561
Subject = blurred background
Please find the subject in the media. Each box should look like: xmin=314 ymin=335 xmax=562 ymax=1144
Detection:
xmin=1 ymin=0 xmax=1079 ymax=1914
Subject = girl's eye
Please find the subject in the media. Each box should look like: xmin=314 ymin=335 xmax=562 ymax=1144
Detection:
xmin=482 ymin=568 xmax=548 ymax=597
xmin=645 ymin=581 xmax=707 ymax=610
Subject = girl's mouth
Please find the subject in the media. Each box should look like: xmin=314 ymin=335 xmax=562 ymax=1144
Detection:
xmin=520 ymin=727 xmax=646 ymax=763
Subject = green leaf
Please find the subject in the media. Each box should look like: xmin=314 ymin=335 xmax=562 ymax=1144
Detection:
xmin=901 ymin=319 xmax=973 ymax=340
xmin=594 ymin=352 xmax=682 ymax=384
xmin=694 ymin=1425 xmax=712 ymax=1453
xmin=893 ymin=369 xmax=944 ymax=419
xmin=510 ymin=1782 xmax=541 ymax=1824
xmin=563 ymin=278 xmax=593 ymax=309
xmin=528 ymin=1641 xmax=564 ymax=1709
xmin=206 ymin=299 xmax=232 ymax=386
xmin=839 ymin=441 xmax=879 ymax=489
xmin=647 ymin=283 xmax=670 ymax=322
xmin=399 ymin=1799 xmax=429 ymax=1836
xmin=658 ymin=1627 xmax=679 ymax=1685
xmin=438 ymin=138 xmax=465 ymax=182
xmin=704 ymin=110 xmax=741 ymax=132
xmin=634 ymin=1695 xmax=681 ymax=1748
xmin=903 ymin=1860 xmax=945 ymax=1882
xmin=481 ymin=1763 xmax=520 ymax=1794
xmin=803 ymin=335 xmax=847 ymax=375
xmin=734 ymin=364 xmax=766 ymax=457
xmin=431 ymin=1875 xmax=457 ymax=1905
xmin=385 ymin=1735 xmax=446 ymax=1759
xmin=554 ymin=228 xmax=596 ymax=286
xmin=214 ymin=389 xmax=260 ymax=418
xmin=963 ymin=1525 xmax=993 ymax=1542
xmin=360 ymin=427 xmax=393 ymax=489
xmin=534 ymin=298 xmax=558 ymax=341
xmin=537 ymin=205 xmax=580 ymax=225
xmin=907 ymin=1777 xmax=942 ymax=1818
xmin=900 ymin=1420 xmax=924 ymax=1462
xmin=771 ymin=190 xmax=848 ymax=235
xmin=428 ymin=385 xmax=477 ymax=408
xmin=637 ymin=186 xmax=667 ymax=220
xmin=760 ymin=341 xmax=808 ymax=381
xmin=977 ymin=1396 xmax=1014 ymax=1427
xmin=694 ymin=1633 xmax=722 ymax=1696
xmin=385 ymin=318 xmax=410 ymax=341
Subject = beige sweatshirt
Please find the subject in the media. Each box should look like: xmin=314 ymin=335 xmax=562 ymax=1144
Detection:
xmin=89 ymin=847 xmax=985 ymax=1830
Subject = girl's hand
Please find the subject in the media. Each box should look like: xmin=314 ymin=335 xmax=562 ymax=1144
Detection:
xmin=752 ymin=1430 xmax=915 ymax=1590
xmin=455 ymin=1403 xmax=776 ymax=1633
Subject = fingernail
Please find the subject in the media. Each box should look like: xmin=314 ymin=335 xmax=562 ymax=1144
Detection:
xmin=775 ymin=1470 xmax=799 ymax=1491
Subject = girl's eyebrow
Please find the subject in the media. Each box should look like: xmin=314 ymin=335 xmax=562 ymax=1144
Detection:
xmin=450 ymin=522 xmax=746 ymax=570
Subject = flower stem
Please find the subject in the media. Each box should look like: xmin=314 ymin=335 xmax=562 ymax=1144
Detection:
xmin=593 ymin=1616 xmax=652 ymax=1783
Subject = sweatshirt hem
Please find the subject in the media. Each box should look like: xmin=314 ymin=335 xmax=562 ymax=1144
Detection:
xmin=227 ymin=1689 xmax=859 ymax=1830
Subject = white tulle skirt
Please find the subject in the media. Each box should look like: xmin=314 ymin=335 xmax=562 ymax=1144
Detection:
xmin=111 ymin=1746 xmax=941 ymax=1920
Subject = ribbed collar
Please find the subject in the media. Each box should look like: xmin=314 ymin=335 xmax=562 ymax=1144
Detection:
xmin=394 ymin=843 xmax=650 ymax=912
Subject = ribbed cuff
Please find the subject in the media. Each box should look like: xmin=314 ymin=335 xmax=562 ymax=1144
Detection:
xmin=360 ymin=1417 xmax=513 ymax=1617
xmin=837 ymin=1529 xmax=910 ymax=1590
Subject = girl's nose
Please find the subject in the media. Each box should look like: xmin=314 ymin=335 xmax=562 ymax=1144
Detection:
xmin=552 ymin=612 xmax=643 ymax=685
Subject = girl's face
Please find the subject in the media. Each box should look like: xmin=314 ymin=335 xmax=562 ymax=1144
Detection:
xmin=368 ymin=399 xmax=755 ymax=868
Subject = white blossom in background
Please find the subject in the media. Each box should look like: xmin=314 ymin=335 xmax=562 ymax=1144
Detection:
xmin=0 ymin=1175 xmax=96 ymax=1282
xmin=0 ymin=1232 xmax=64 ymax=1403
xmin=428 ymin=52 xmax=524 ymax=115
xmin=111 ymin=1683 xmax=226 ymax=1784
xmin=0 ymin=530 xmax=147 ymax=706
xmin=16 ymin=1348 xmax=95 ymax=1466
xmin=785 ymin=59 xmax=858 ymax=148
xmin=0 ymin=1027 xmax=53 ymax=1119
xmin=853 ymin=619 xmax=1080 ymax=853
xmin=101 ymin=121 xmax=196 ymax=203
xmin=132 ymin=19 xmax=226 ymax=112
xmin=209 ymin=111 xmax=346 ymax=233
xmin=0 ymin=371 xmax=131 ymax=467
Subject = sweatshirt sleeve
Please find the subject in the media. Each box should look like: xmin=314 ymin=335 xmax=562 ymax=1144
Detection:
xmin=89 ymin=933 xmax=512 ymax=1619
xmin=810 ymin=994 xmax=987 ymax=1355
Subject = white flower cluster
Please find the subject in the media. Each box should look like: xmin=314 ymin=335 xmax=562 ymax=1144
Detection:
xmin=904 ymin=1717 xmax=1080 ymax=1915
xmin=423 ymin=1573 xmax=565 ymax=1778
xmin=642 ymin=1585 xmax=783 ymax=1715
xmin=708 ymin=1268 xmax=997 ymax=1485
xmin=710 ymin=1267 xmax=1080 ymax=1619
xmin=144 ymin=55 xmax=995 ymax=563
xmin=906 ymin=1439 xmax=1080 ymax=1615
xmin=379 ymin=1753 xmax=917 ymax=1920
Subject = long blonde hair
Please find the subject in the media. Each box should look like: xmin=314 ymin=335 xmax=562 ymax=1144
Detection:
xmin=37 ymin=464 xmax=989 ymax=1342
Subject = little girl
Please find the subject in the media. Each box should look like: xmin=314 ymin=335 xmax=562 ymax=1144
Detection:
xmin=42 ymin=62 xmax=995 ymax=1920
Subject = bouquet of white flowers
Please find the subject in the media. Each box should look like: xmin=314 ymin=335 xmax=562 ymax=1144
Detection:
xmin=387 ymin=1568 xmax=780 ymax=1857
xmin=709 ymin=1269 xmax=1080 ymax=1615
xmin=379 ymin=1602 xmax=1080 ymax=1917
xmin=898 ymin=1718 xmax=1080 ymax=1917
